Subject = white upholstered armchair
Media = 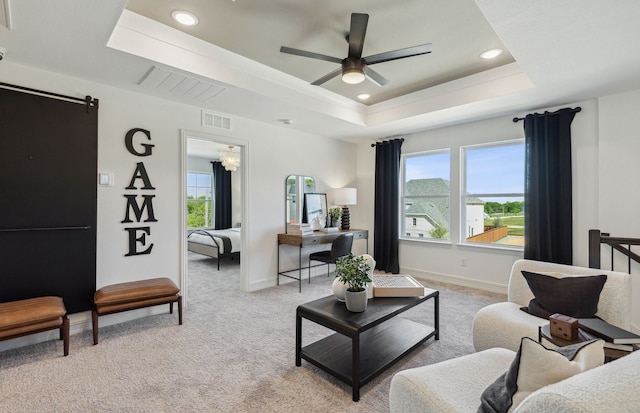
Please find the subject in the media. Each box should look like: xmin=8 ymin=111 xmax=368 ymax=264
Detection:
xmin=472 ymin=259 xmax=631 ymax=352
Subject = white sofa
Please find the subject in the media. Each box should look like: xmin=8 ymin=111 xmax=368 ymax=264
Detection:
xmin=472 ymin=259 xmax=631 ymax=352
xmin=389 ymin=346 xmax=640 ymax=413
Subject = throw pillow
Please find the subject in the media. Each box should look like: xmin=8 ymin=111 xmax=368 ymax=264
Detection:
xmin=520 ymin=271 xmax=607 ymax=319
xmin=478 ymin=337 xmax=604 ymax=413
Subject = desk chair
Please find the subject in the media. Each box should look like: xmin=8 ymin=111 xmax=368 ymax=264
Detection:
xmin=308 ymin=233 xmax=354 ymax=281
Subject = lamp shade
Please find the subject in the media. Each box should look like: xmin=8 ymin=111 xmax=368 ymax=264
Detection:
xmin=334 ymin=187 xmax=357 ymax=206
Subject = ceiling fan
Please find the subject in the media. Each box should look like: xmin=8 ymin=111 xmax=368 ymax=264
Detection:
xmin=280 ymin=13 xmax=432 ymax=87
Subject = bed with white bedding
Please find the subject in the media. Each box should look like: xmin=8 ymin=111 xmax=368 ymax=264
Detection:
xmin=187 ymin=227 xmax=241 ymax=270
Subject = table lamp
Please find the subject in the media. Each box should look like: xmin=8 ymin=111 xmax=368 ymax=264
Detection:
xmin=334 ymin=187 xmax=357 ymax=230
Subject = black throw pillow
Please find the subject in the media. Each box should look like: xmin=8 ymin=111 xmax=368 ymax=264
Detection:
xmin=520 ymin=271 xmax=607 ymax=319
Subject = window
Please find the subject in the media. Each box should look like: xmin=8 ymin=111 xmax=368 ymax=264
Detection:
xmin=187 ymin=172 xmax=212 ymax=228
xmin=462 ymin=141 xmax=525 ymax=247
xmin=401 ymin=150 xmax=451 ymax=240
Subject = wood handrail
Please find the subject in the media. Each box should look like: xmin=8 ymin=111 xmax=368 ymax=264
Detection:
xmin=589 ymin=229 xmax=640 ymax=273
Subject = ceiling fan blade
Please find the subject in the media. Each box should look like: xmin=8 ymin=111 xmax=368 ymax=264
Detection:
xmin=280 ymin=46 xmax=342 ymax=64
xmin=364 ymin=66 xmax=389 ymax=87
xmin=364 ymin=43 xmax=432 ymax=65
xmin=311 ymin=67 xmax=343 ymax=86
xmin=348 ymin=13 xmax=368 ymax=58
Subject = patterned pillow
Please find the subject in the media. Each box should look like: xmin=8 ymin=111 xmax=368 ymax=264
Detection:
xmin=478 ymin=337 xmax=604 ymax=413
xmin=520 ymin=271 xmax=607 ymax=319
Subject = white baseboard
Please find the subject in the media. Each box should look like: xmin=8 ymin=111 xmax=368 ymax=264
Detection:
xmin=400 ymin=266 xmax=508 ymax=295
xmin=401 ymin=267 xmax=640 ymax=334
xmin=250 ymin=266 xmax=334 ymax=291
xmin=0 ymin=306 xmax=169 ymax=353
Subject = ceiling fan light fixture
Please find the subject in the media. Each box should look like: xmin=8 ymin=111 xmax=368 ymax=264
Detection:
xmin=171 ymin=10 xmax=198 ymax=26
xmin=341 ymin=58 xmax=365 ymax=84
xmin=342 ymin=69 xmax=365 ymax=84
xmin=480 ymin=48 xmax=503 ymax=59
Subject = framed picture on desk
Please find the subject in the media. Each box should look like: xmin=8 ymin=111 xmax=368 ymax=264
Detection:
xmin=303 ymin=193 xmax=327 ymax=230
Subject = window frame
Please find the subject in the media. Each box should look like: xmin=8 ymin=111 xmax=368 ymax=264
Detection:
xmin=400 ymin=149 xmax=452 ymax=243
xmin=186 ymin=171 xmax=213 ymax=229
xmin=460 ymin=139 xmax=525 ymax=250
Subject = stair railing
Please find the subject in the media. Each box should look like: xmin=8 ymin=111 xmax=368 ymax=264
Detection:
xmin=589 ymin=229 xmax=640 ymax=273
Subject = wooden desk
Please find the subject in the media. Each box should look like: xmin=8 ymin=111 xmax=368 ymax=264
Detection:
xmin=277 ymin=229 xmax=368 ymax=292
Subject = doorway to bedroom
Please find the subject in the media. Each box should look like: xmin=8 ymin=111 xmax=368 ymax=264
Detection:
xmin=182 ymin=130 xmax=247 ymax=302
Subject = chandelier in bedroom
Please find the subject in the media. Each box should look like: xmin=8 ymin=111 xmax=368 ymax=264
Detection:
xmin=219 ymin=145 xmax=240 ymax=172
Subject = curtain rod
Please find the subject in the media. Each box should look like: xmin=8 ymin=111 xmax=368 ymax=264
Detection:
xmin=512 ymin=106 xmax=581 ymax=123
xmin=371 ymin=137 xmax=405 ymax=147
xmin=0 ymin=81 xmax=99 ymax=113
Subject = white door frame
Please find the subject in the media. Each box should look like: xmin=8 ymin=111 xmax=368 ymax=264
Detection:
xmin=180 ymin=129 xmax=250 ymax=304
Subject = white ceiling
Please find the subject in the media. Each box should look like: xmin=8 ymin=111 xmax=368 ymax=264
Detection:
xmin=187 ymin=138 xmax=229 ymax=160
xmin=2 ymin=1 xmax=640 ymax=144
xmin=125 ymin=0 xmax=515 ymax=105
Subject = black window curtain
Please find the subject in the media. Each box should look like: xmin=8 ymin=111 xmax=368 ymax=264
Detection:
xmin=212 ymin=161 xmax=232 ymax=229
xmin=373 ymin=138 xmax=404 ymax=273
xmin=522 ymin=107 xmax=579 ymax=264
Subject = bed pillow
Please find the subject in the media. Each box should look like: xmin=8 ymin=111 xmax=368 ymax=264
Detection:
xmin=519 ymin=271 xmax=607 ymax=319
xmin=478 ymin=337 xmax=604 ymax=413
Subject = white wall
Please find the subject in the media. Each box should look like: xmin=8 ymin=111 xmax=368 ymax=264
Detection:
xmin=598 ymin=89 xmax=640 ymax=328
xmin=357 ymin=100 xmax=600 ymax=290
xmin=3 ymin=56 xmax=639 ymax=352
xmin=356 ymin=96 xmax=640 ymax=330
xmin=0 ymin=61 xmax=357 ymax=351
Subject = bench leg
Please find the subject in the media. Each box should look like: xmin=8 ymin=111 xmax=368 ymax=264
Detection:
xmin=61 ymin=315 xmax=70 ymax=356
xmin=177 ymin=295 xmax=183 ymax=325
xmin=170 ymin=302 xmax=174 ymax=314
xmin=92 ymin=309 xmax=99 ymax=345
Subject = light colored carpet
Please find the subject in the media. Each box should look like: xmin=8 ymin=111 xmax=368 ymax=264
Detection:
xmin=0 ymin=253 xmax=504 ymax=412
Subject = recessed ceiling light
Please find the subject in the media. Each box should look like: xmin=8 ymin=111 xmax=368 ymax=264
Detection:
xmin=172 ymin=10 xmax=198 ymax=26
xmin=480 ymin=48 xmax=503 ymax=59
xmin=357 ymin=93 xmax=371 ymax=100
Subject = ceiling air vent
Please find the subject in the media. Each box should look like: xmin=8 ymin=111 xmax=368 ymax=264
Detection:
xmin=201 ymin=110 xmax=231 ymax=130
xmin=138 ymin=66 xmax=225 ymax=102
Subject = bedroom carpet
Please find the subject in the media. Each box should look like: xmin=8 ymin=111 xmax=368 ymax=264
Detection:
xmin=0 ymin=253 xmax=504 ymax=412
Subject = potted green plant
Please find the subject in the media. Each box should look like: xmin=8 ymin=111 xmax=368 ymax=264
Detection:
xmin=336 ymin=253 xmax=372 ymax=312
xmin=329 ymin=207 xmax=342 ymax=227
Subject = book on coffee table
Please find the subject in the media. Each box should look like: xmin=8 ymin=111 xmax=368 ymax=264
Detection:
xmin=372 ymin=275 xmax=425 ymax=297
xmin=578 ymin=329 xmax=635 ymax=351
xmin=578 ymin=318 xmax=640 ymax=344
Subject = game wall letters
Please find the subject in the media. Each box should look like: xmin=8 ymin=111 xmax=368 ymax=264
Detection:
xmin=122 ymin=128 xmax=157 ymax=256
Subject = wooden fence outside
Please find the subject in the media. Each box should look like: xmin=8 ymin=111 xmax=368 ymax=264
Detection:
xmin=467 ymin=226 xmax=508 ymax=243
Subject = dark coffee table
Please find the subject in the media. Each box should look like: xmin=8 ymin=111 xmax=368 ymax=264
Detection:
xmin=295 ymin=289 xmax=439 ymax=401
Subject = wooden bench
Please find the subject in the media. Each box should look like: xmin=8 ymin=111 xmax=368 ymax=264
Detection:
xmin=92 ymin=277 xmax=182 ymax=344
xmin=0 ymin=296 xmax=69 ymax=356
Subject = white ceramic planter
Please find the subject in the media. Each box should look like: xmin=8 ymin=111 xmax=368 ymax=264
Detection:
xmin=344 ymin=289 xmax=368 ymax=312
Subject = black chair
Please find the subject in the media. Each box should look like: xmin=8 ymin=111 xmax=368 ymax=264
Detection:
xmin=308 ymin=233 xmax=354 ymax=282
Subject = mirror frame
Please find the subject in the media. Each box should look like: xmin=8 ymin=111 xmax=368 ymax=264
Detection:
xmin=303 ymin=193 xmax=328 ymax=230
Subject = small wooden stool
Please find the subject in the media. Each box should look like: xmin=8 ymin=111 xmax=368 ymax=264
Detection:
xmin=92 ymin=277 xmax=182 ymax=344
xmin=0 ymin=296 xmax=69 ymax=356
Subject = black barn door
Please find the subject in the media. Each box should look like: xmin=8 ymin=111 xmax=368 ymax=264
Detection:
xmin=0 ymin=87 xmax=97 ymax=313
